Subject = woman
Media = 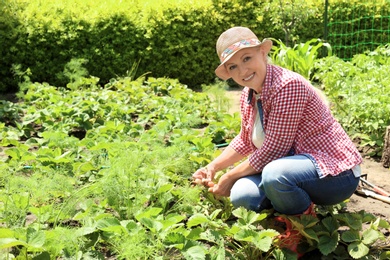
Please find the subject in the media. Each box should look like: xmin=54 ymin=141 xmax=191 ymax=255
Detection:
xmin=192 ymin=26 xmax=362 ymax=216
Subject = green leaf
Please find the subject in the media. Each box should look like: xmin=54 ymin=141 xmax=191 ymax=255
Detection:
xmin=361 ymin=228 xmax=381 ymax=245
xmin=56 ymin=149 xmax=73 ymax=158
xmin=234 ymin=229 xmax=257 ymax=242
xmin=289 ymin=214 xmax=318 ymax=230
xmin=96 ymin=217 xmax=126 ymax=234
xmin=75 ymin=161 xmax=96 ymax=175
xmin=258 ymin=229 xmax=279 ymax=238
xmin=209 ymin=209 xmax=222 ymax=220
xmin=228 ymin=224 xmax=241 ymax=235
xmin=135 ymin=207 xmax=163 ymax=221
xmin=253 ymin=236 xmax=273 ymax=252
xmin=182 ymin=245 xmax=206 ymax=260
xmin=341 ymin=230 xmax=360 ymax=243
xmin=33 ymin=252 xmax=52 ymax=260
xmin=125 ymin=220 xmax=141 ymax=232
xmin=380 ymin=250 xmax=390 ymax=260
xmin=209 ymin=242 xmax=226 ymax=260
xmin=199 ymin=229 xmax=222 ymax=243
xmin=255 ymin=229 xmax=278 ymax=252
xmin=164 ymin=232 xmax=186 ymax=249
xmin=232 ymin=207 xmax=267 ymax=225
xmin=234 ymin=229 xmax=277 ymax=252
xmin=157 ymin=183 xmax=173 ymax=193
xmin=5 ymin=148 xmax=20 ymax=160
xmin=0 ymin=228 xmax=15 ymax=238
xmin=162 ymin=214 xmax=186 ymax=228
xmin=288 ymin=215 xmax=319 ymax=242
xmin=187 ymin=214 xmax=208 ymax=228
xmin=318 ymin=232 xmax=339 ymax=256
xmin=139 ymin=218 xmax=163 ymax=233
xmin=26 ymin=228 xmax=45 ymax=248
xmin=337 ymin=213 xmax=363 ymax=230
xmin=348 ymin=241 xmax=369 ymax=259
xmin=272 ymin=248 xmax=298 ymax=260
xmin=96 ymin=217 xmax=121 ymax=228
xmin=186 ymin=227 xmax=203 ymax=240
xmin=301 ymin=228 xmax=319 ymax=242
xmin=0 ymin=238 xmax=28 ymax=249
xmin=376 ymin=218 xmax=390 ymax=229
xmin=321 ymin=216 xmax=339 ymax=234
xmin=75 ymin=227 xmax=96 ymax=237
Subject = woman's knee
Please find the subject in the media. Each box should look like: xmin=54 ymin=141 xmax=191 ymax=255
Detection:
xmin=261 ymin=156 xmax=316 ymax=189
xmin=230 ymin=176 xmax=262 ymax=211
xmin=261 ymin=161 xmax=290 ymax=189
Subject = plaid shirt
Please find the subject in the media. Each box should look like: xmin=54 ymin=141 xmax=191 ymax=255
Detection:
xmin=229 ymin=64 xmax=362 ymax=177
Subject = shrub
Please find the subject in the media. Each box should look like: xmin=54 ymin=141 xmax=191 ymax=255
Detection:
xmin=0 ymin=0 xmax=325 ymax=93
xmin=2 ymin=0 xmax=387 ymax=93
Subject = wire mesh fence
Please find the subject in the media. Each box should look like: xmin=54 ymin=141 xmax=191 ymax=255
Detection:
xmin=325 ymin=0 xmax=390 ymax=60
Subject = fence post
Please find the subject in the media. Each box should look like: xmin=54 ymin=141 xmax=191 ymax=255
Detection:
xmin=323 ymin=0 xmax=329 ymax=57
xmin=324 ymin=0 xmax=329 ymax=42
xmin=381 ymin=126 xmax=390 ymax=168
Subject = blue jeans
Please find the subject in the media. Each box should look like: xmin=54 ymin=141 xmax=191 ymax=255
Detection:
xmin=230 ymin=155 xmax=359 ymax=215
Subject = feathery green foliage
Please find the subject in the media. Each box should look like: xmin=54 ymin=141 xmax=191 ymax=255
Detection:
xmin=1 ymin=62 xmax=390 ymax=258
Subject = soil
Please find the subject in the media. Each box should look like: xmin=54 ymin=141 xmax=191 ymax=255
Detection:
xmin=225 ymin=89 xmax=390 ymax=221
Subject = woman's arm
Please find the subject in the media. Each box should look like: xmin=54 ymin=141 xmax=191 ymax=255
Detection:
xmin=207 ymin=158 xmax=257 ymax=196
xmin=193 ymin=145 xmax=260 ymax=197
xmin=192 ymin=145 xmax=245 ymax=184
xmin=208 ymin=146 xmax=245 ymax=173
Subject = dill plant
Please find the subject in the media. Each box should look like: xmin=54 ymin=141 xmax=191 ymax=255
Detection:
xmin=82 ymin=137 xmax=200 ymax=259
xmin=98 ymin=137 xmax=196 ymax=219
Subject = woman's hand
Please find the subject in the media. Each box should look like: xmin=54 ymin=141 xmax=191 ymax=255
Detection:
xmin=193 ymin=157 xmax=255 ymax=197
xmin=207 ymin=173 xmax=235 ymax=197
xmin=193 ymin=167 xmax=234 ymax=197
xmin=192 ymin=166 xmax=215 ymax=186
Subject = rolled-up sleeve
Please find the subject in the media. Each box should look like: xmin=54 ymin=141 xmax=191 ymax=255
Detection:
xmin=229 ymin=132 xmax=253 ymax=156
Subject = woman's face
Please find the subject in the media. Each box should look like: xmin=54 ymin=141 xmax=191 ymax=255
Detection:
xmin=224 ymin=46 xmax=268 ymax=92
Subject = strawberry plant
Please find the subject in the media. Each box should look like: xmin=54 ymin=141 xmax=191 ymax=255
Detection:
xmin=1 ymin=68 xmax=389 ymax=258
xmin=314 ymin=44 xmax=390 ymax=155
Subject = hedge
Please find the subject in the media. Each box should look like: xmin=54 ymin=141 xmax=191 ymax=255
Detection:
xmin=2 ymin=0 xmax=386 ymax=93
xmin=0 ymin=0 xmax=326 ymax=92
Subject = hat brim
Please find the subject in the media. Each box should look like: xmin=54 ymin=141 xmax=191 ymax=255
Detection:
xmin=215 ymin=39 xmax=272 ymax=81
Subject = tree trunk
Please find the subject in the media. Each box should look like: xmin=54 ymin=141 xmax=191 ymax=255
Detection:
xmin=381 ymin=126 xmax=390 ymax=168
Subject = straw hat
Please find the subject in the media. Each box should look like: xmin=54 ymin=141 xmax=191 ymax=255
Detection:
xmin=215 ymin=27 xmax=272 ymax=80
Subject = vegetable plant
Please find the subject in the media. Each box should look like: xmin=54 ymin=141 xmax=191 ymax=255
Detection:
xmin=1 ymin=53 xmax=389 ymax=258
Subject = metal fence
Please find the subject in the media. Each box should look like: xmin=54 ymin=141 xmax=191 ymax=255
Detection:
xmin=324 ymin=0 xmax=390 ymax=60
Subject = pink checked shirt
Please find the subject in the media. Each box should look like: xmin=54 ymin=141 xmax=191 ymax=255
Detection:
xmin=229 ymin=64 xmax=362 ymax=178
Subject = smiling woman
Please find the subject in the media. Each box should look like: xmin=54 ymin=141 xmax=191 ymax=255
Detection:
xmin=192 ymin=26 xmax=363 ymax=257
xmin=221 ymin=47 xmax=268 ymax=93
xmin=215 ymin=32 xmax=272 ymax=94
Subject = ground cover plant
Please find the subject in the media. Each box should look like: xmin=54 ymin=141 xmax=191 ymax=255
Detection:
xmin=1 ymin=49 xmax=390 ymax=259
xmin=313 ymin=44 xmax=390 ymax=156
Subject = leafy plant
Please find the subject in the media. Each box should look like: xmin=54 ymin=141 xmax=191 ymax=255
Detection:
xmin=271 ymin=38 xmax=332 ymax=80
xmin=1 ymin=70 xmax=389 ymax=259
xmin=314 ymin=44 xmax=390 ymax=154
